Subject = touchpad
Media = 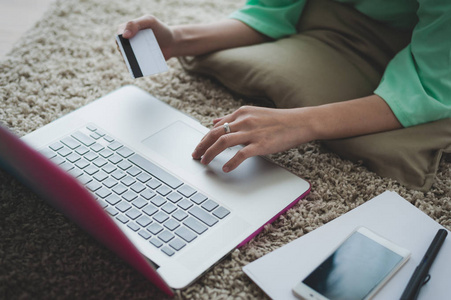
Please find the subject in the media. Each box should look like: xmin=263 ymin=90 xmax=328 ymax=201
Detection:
xmin=141 ymin=121 xmax=207 ymax=173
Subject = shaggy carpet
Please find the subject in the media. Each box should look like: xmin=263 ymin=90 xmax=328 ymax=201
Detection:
xmin=0 ymin=0 xmax=450 ymax=299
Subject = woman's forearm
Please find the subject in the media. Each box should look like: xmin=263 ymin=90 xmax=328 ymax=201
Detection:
xmin=170 ymin=19 xmax=271 ymax=57
xmin=307 ymin=94 xmax=402 ymax=141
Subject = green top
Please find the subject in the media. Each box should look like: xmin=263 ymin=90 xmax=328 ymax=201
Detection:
xmin=230 ymin=0 xmax=451 ymax=127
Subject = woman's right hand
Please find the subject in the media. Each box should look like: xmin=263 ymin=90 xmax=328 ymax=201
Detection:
xmin=117 ymin=15 xmax=177 ymax=60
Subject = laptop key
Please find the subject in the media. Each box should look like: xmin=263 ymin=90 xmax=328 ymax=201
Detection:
xmin=108 ymin=141 xmax=123 ymax=151
xmin=127 ymin=166 xmax=141 ymax=177
xmin=161 ymin=202 xmax=177 ymax=214
xmin=108 ymin=154 xmax=122 ymax=164
xmin=158 ymin=230 xmax=175 ymax=243
xmin=151 ymin=195 xmax=166 ymax=207
xmin=75 ymin=145 xmax=89 ymax=156
xmin=106 ymin=194 xmax=121 ymax=206
xmin=127 ymin=222 xmax=140 ymax=232
xmin=102 ymin=177 xmax=117 ymax=189
xmin=169 ymin=238 xmax=186 ymax=251
xmin=143 ymin=204 xmax=158 ymax=217
xmin=84 ymin=151 xmax=98 ymax=162
xmin=86 ymin=181 xmax=102 ymax=192
xmin=117 ymin=146 xmax=134 ymax=158
xmin=147 ymin=223 xmax=163 ymax=235
xmin=102 ymin=163 xmax=117 ymax=174
xmin=146 ymin=178 xmax=161 ymax=189
xmin=136 ymin=215 xmax=152 ymax=227
xmin=121 ymin=176 xmax=136 ymax=187
xmin=130 ymin=182 xmax=146 ymax=193
xmin=189 ymin=206 xmax=218 ymax=227
xmin=111 ymin=169 xmax=126 ymax=180
xmin=141 ymin=189 xmax=156 ymax=200
xmin=177 ymin=199 xmax=193 ymax=210
xmin=138 ymin=229 xmax=152 ymax=240
xmin=118 ymin=160 xmax=132 ymax=170
xmin=57 ymin=147 xmax=72 ymax=157
xmin=90 ymin=143 xmax=104 ymax=152
xmin=93 ymin=157 xmax=108 ymax=168
xmin=212 ymin=206 xmax=230 ymax=219
xmin=157 ymin=185 xmax=172 ymax=196
xmin=72 ymin=131 xmax=96 ymax=147
xmin=75 ymin=158 xmax=90 ymax=170
xmin=161 ymin=246 xmax=175 ymax=257
xmin=178 ymin=185 xmax=197 ymax=198
xmin=116 ymin=214 xmax=129 ymax=224
xmin=191 ymin=192 xmax=208 ymax=205
xmin=132 ymin=197 xmax=147 ymax=209
xmin=175 ymin=226 xmax=197 ymax=243
xmin=61 ymin=136 xmax=80 ymax=149
xmin=136 ymin=172 xmax=151 ymax=183
xmin=49 ymin=141 xmax=64 ymax=151
xmin=93 ymin=171 xmax=108 ymax=182
xmin=105 ymin=206 xmax=118 ymax=216
xmin=153 ymin=211 xmax=169 ymax=223
xmin=112 ymin=184 xmax=127 ymax=195
xmin=96 ymin=187 xmax=111 ymax=199
xmin=172 ymin=209 xmax=188 ymax=222
xmin=183 ymin=217 xmax=208 ymax=235
xmin=125 ymin=208 xmax=142 ymax=220
xmin=149 ymin=237 xmax=163 ymax=248
xmin=167 ymin=192 xmax=182 ymax=203
xmin=129 ymin=153 xmax=183 ymax=189
xmin=66 ymin=152 xmax=81 ymax=163
xmin=201 ymin=199 xmax=219 ymax=212
xmin=163 ymin=218 xmax=180 ymax=231
xmin=116 ymin=201 xmax=132 ymax=213
xmin=122 ymin=190 xmax=138 ymax=202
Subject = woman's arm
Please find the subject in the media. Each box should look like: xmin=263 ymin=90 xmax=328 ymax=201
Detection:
xmin=192 ymin=94 xmax=402 ymax=172
xmin=118 ymin=16 xmax=270 ymax=60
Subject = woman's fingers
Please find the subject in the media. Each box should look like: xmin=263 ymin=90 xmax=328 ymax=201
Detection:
xmin=117 ymin=15 xmax=158 ymax=39
xmin=192 ymin=106 xmax=309 ymax=172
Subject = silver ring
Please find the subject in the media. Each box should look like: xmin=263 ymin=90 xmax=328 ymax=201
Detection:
xmin=223 ymin=122 xmax=231 ymax=134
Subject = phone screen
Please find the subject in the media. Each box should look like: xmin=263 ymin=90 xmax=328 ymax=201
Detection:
xmin=301 ymin=231 xmax=404 ymax=300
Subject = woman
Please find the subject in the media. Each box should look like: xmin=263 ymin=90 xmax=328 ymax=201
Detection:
xmin=118 ymin=0 xmax=451 ymax=173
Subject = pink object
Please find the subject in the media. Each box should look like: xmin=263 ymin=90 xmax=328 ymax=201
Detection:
xmin=0 ymin=125 xmax=174 ymax=297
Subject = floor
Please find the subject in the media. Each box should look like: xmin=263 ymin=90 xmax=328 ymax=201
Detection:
xmin=0 ymin=0 xmax=54 ymax=59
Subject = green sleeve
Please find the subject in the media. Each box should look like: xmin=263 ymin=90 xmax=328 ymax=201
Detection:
xmin=229 ymin=0 xmax=307 ymax=39
xmin=374 ymin=0 xmax=451 ymax=127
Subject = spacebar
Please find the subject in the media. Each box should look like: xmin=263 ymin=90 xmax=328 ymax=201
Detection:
xmin=129 ymin=154 xmax=183 ymax=189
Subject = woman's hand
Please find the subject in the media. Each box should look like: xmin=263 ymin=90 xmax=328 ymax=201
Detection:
xmin=117 ymin=15 xmax=177 ymax=60
xmin=192 ymin=106 xmax=315 ymax=173
xmin=117 ymin=18 xmax=270 ymax=60
xmin=191 ymin=95 xmax=402 ymax=173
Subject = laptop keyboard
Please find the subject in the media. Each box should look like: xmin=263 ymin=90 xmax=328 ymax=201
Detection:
xmin=39 ymin=124 xmax=230 ymax=257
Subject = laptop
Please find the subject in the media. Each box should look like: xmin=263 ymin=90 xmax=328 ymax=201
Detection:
xmin=0 ymin=85 xmax=310 ymax=296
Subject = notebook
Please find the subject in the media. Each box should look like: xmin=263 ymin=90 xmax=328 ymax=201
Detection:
xmin=0 ymin=85 xmax=310 ymax=296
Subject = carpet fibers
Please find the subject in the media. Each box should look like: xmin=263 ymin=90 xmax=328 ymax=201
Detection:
xmin=0 ymin=0 xmax=450 ymax=299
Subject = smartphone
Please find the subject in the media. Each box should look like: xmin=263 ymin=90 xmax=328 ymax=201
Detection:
xmin=292 ymin=227 xmax=410 ymax=300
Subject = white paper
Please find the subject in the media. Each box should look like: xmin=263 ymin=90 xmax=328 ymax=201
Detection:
xmin=243 ymin=191 xmax=451 ymax=300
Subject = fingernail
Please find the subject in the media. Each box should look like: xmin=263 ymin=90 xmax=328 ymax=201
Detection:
xmin=223 ymin=166 xmax=230 ymax=173
xmin=192 ymin=150 xmax=198 ymax=158
xmin=123 ymin=30 xmax=131 ymax=38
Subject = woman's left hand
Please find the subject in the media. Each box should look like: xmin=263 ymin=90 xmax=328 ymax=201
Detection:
xmin=191 ymin=106 xmax=314 ymax=172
